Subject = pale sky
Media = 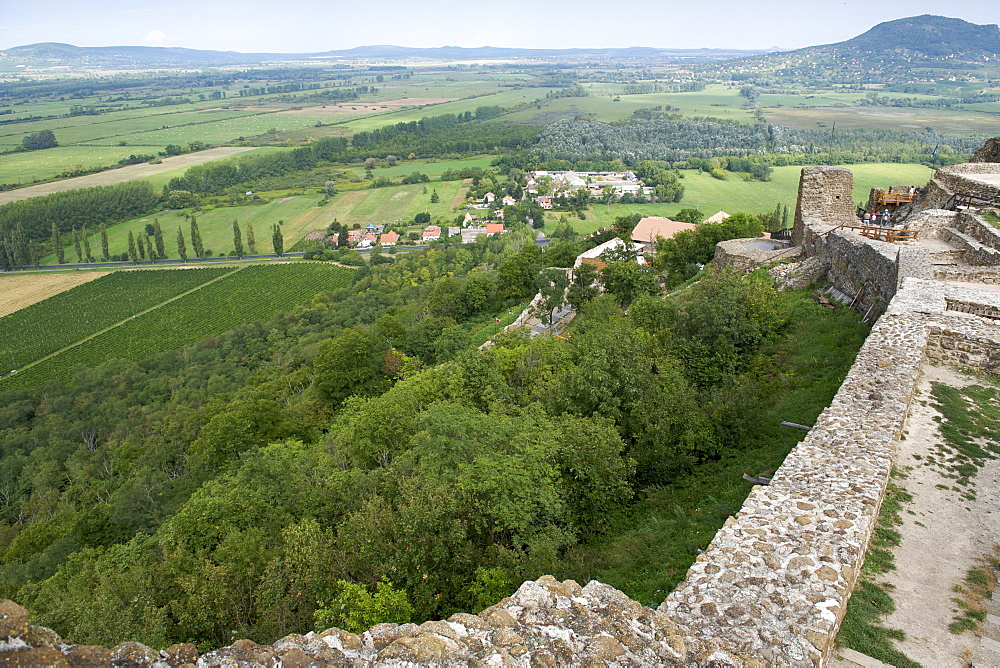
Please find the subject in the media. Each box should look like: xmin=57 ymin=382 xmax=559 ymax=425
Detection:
xmin=1 ymin=0 xmax=997 ymax=53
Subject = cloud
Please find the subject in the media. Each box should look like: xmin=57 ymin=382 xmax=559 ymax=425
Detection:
xmin=141 ymin=30 xmax=165 ymax=45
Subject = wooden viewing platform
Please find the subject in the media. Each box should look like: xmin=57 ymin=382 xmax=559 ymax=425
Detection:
xmin=875 ymin=191 xmax=915 ymax=205
xmin=843 ymin=225 xmax=918 ymax=243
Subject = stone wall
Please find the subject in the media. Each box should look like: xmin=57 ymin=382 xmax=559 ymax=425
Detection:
xmin=792 ymin=166 xmax=856 ymax=246
xmin=713 ymin=238 xmax=800 ymax=273
xmin=972 ymin=137 xmax=1000 ymax=163
xmin=933 ymin=164 xmax=1000 ymax=202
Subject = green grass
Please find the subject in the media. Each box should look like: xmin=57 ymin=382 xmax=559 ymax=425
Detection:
xmin=331 ymin=180 xmax=470 ymax=230
xmin=950 ymin=546 xmax=999 ymax=634
xmin=553 ymin=163 xmax=935 ymax=234
xmin=764 ymin=105 xmax=1000 ymax=134
xmin=550 ymin=290 xmax=870 ymax=608
xmin=928 ymin=379 xmax=1000 ymax=496
xmin=340 ymin=89 xmax=549 ymax=133
xmin=836 ymin=476 xmax=920 ymax=668
xmin=0 ymin=267 xmax=231 ymax=374
xmin=0 ymin=146 xmax=156 ymax=185
xmin=2 ymin=263 xmax=355 ymax=391
xmin=362 ymin=156 xmax=496 ymax=179
xmin=44 ymin=193 xmax=335 ymax=265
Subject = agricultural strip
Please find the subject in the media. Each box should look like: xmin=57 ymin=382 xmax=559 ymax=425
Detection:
xmin=0 ymin=147 xmax=259 ymax=204
xmin=0 ymin=270 xmax=109 ymax=317
xmin=0 ymin=267 xmax=232 ymax=374
xmin=1 ymin=263 xmax=355 ymax=391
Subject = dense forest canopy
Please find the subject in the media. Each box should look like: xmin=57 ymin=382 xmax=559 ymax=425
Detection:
xmin=0 ymin=213 xmax=868 ymax=648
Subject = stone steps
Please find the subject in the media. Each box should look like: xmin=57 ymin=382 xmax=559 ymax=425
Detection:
xmin=941 ymin=227 xmax=1000 ymax=266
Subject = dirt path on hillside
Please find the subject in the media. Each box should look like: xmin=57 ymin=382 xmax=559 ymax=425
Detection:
xmin=0 ymin=147 xmax=258 ymax=205
xmin=881 ymin=364 xmax=1000 ymax=666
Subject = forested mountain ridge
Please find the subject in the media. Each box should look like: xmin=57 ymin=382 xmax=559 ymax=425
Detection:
xmin=711 ymin=14 xmax=1000 ymax=83
xmin=835 ymin=14 xmax=1000 ymax=59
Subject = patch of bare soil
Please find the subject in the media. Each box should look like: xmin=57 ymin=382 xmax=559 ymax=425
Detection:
xmin=0 ymin=271 xmax=109 ymax=317
xmin=882 ymin=364 xmax=1000 ymax=666
xmin=0 ymin=147 xmax=258 ymax=205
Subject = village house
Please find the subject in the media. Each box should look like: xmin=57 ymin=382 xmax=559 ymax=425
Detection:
xmin=357 ymin=233 xmax=378 ymax=249
xmin=704 ymin=211 xmax=731 ymax=224
xmin=461 ymin=227 xmax=488 ymax=244
xmin=574 ymin=238 xmax=645 ymax=271
xmin=448 ymin=226 xmax=461 ymax=238
xmin=486 ymin=223 xmax=505 ymax=236
xmin=536 ymin=196 xmax=553 ymax=210
xmin=422 ymin=225 xmax=441 ymax=242
xmin=631 ymin=216 xmax=699 ymax=253
xmin=347 ymin=229 xmax=364 ymax=245
xmin=527 ymin=170 xmax=651 ymax=198
xmin=379 ymin=230 xmax=400 ymax=246
xmin=502 ymin=195 xmax=517 ymax=207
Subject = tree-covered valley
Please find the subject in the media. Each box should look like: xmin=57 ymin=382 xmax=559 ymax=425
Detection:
xmin=0 ymin=217 xmax=869 ymax=648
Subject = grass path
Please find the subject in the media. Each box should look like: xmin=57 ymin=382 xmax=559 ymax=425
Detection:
xmin=11 ymin=267 xmax=242 ymax=374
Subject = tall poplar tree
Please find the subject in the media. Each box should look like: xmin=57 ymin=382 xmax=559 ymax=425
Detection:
xmin=245 ymin=220 xmax=256 ymax=254
xmin=127 ymin=231 xmax=138 ymax=263
xmin=83 ymin=229 xmax=94 ymax=263
xmin=138 ymin=234 xmax=146 ymax=259
xmin=146 ymin=236 xmax=156 ymax=261
xmin=73 ymin=227 xmax=83 ymax=263
xmin=153 ymin=219 xmax=166 ymax=259
xmin=177 ymin=226 xmax=188 ymax=262
xmin=272 ymin=224 xmax=284 ymax=256
xmin=232 ymin=219 xmax=243 ymax=257
xmin=51 ymin=223 xmax=65 ymax=264
xmin=100 ymin=225 xmax=110 ymax=262
xmin=191 ymin=218 xmax=204 ymax=258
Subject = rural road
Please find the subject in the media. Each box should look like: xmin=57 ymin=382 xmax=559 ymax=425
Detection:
xmin=0 ymin=147 xmax=258 ymax=205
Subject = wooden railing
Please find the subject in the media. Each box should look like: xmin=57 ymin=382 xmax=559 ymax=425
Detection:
xmin=843 ymin=225 xmax=918 ymax=243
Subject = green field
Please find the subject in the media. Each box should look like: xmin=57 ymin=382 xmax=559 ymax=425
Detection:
xmin=501 ymin=84 xmax=758 ymax=124
xmin=0 ymin=267 xmax=232 ymax=374
xmin=332 ymin=179 xmax=470 ymax=230
xmin=764 ymin=105 xmax=1000 ymax=134
xmin=40 ymin=177 xmax=471 ymax=266
xmin=556 ymin=162 xmax=935 ymax=233
xmin=0 ymin=146 xmax=157 ymax=185
xmin=45 ymin=193 xmax=336 ymax=264
xmin=2 ymin=263 xmax=355 ymax=390
xmin=359 ymin=156 xmax=496 ymax=179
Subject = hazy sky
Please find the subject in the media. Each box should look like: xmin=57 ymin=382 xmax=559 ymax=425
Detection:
xmin=1 ymin=0 xmax=997 ymax=53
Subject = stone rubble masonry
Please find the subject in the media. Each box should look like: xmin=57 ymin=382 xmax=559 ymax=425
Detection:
xmin=713 ymin=238 xmax=801 ymax=274
xmin=932 ymin=163 xmax=1000 ymax=203
xmin=5 ymin=152 xmax=1000 ymax=667
xmin=972 ymin=137 xmax=1000 ymax=163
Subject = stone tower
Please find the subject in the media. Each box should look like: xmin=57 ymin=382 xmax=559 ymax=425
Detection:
xmin=792 ymin=166 xmax=856 ymax=245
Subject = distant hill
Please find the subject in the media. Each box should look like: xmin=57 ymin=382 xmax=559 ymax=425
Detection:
xmin=716 ymin=15 xmax=1000 ymax=84
xmin=0 ymin=43 xmax=767 ymax=70
xmin=834 ymin=14 xmax=1000 ymax=59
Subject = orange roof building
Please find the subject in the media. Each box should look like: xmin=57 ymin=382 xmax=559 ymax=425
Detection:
xmin=631 ymin=216 xmax=698 ymax=245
